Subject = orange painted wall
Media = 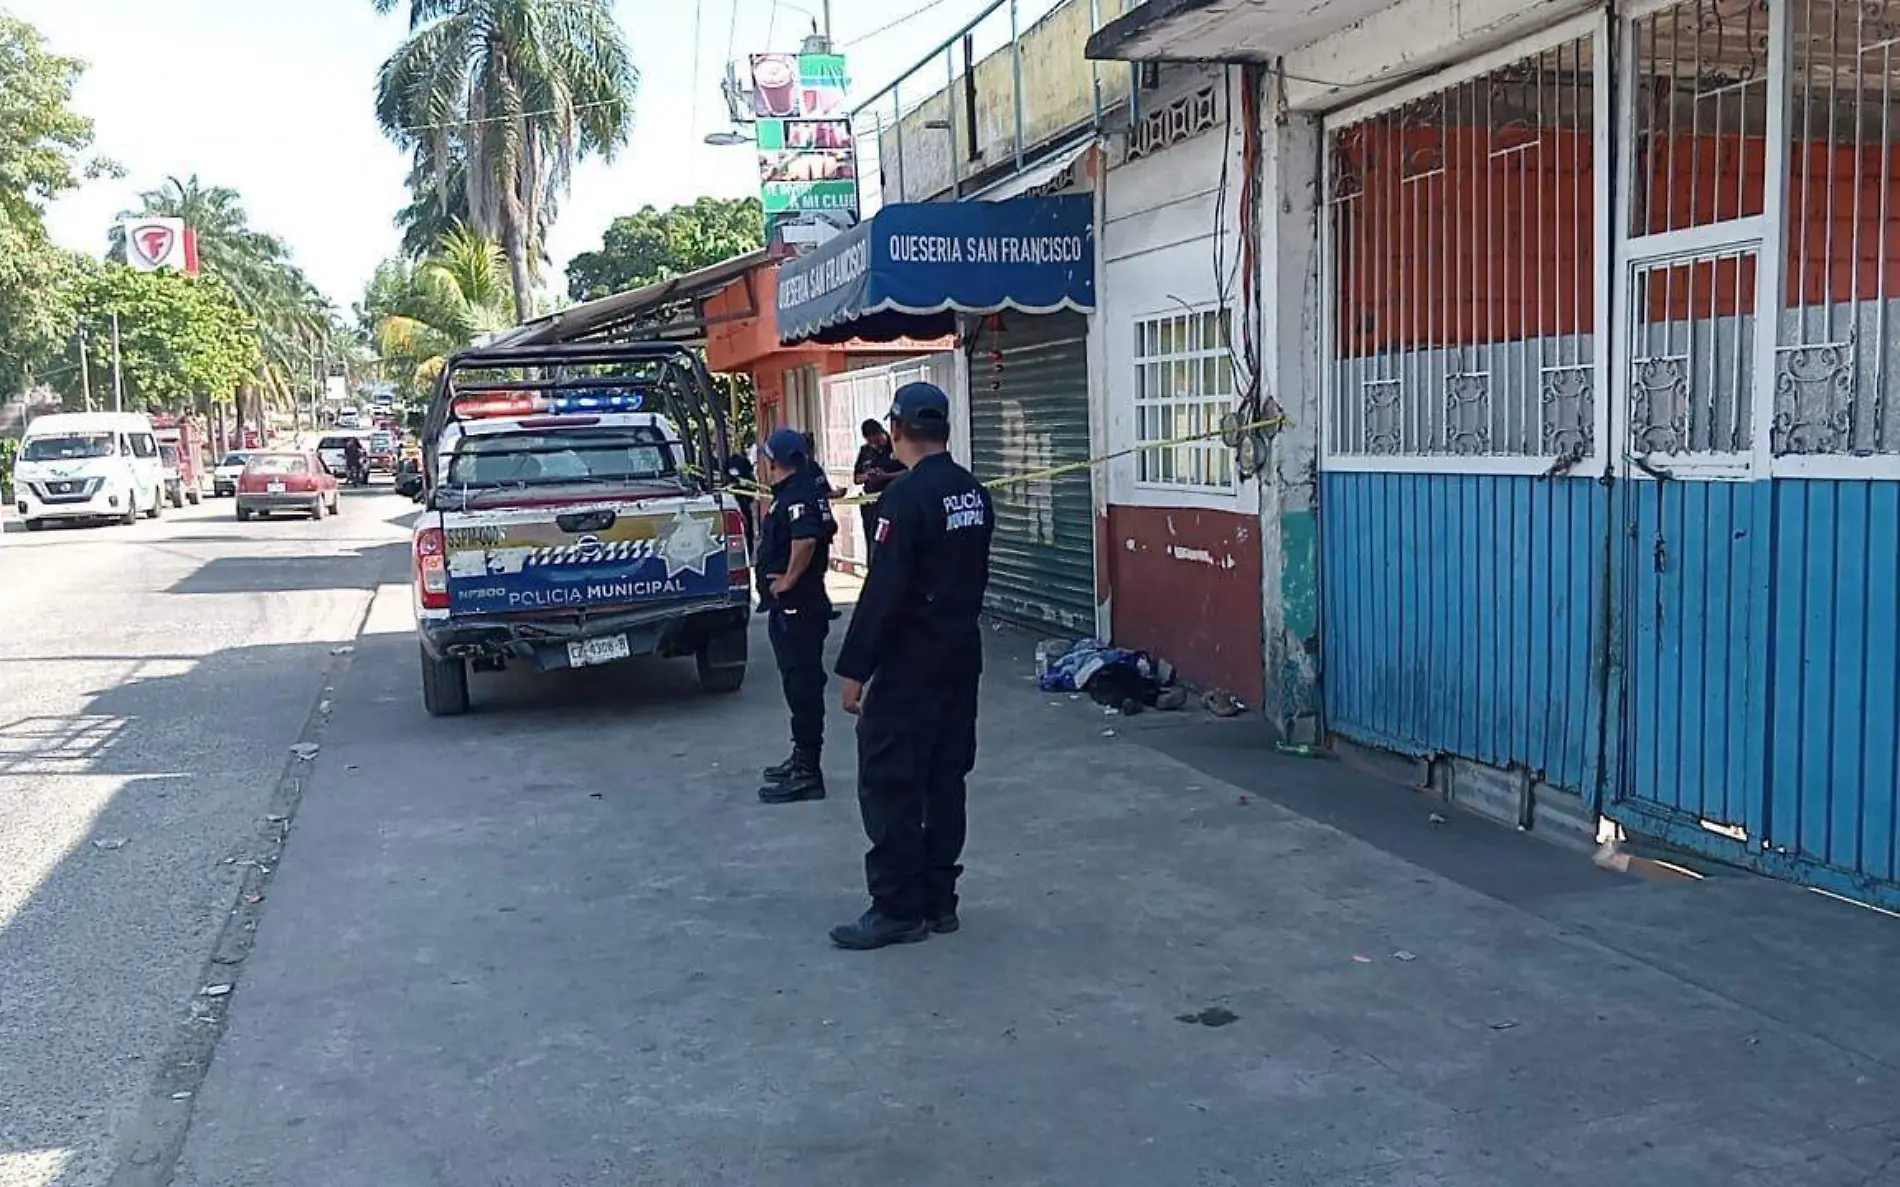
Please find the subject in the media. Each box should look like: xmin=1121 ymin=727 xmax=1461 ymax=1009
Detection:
xmin=1333 ymin=126 xmax=1900 ymax=357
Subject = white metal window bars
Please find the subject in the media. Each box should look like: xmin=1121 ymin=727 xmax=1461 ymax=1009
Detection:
xmin=1614 ymin=0 xmax=1781 ymax=482
xmin=1771 ymin=0 xmax=1900 ymax=477
xmin=1133 ymin=307 xmax=1238 ymax=491
xmin=1319 ymin=14 xmax=1613 ymax=476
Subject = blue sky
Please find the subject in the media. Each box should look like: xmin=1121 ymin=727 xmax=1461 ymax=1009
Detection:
xmin=13 ymin=0 xmax=1031 ymax=310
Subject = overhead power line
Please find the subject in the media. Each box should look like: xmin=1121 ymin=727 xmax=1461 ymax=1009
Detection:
xmin=393 ymin=97 xmax=625 ymax=136
xmin=842 ymin=0 xmax=962 ymax=47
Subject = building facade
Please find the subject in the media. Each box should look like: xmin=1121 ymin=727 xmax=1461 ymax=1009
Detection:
xmin=1089 ymin=0 xmax=1900 ymax=907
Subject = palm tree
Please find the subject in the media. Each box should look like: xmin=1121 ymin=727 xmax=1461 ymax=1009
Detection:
xmin=369 ymin=223 xmax=514 ymax=387
xmin=373 ymin=0 xmax=638 ymax=322
xmin=109 ymin=175 xmax=332 ymax=416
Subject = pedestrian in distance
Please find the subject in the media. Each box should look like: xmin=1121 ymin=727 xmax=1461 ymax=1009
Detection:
xmin=755 ymin=427 xmax=837 ymax=805
xmin=830 ymin=381 xmax=995 ymax=950
xmin=851 ymin=418 xmax=906 ymax=565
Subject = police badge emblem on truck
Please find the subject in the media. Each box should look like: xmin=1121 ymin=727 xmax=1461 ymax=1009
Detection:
xmin=656 ymin=509 xmax=720 ymax=578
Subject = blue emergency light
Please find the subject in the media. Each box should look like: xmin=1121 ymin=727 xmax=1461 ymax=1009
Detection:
xmin=554 ymin=390 xmax=645 ymax=413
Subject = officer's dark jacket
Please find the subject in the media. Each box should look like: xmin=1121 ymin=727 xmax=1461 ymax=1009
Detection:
xmin=835 ymin=452 xmax=993 ymax=685
xmin=759 ymin=467 xmax=834 ymax=608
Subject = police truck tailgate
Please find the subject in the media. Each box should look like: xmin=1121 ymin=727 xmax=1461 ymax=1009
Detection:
xmin=436 ymin=496 xmax=732 ymax=617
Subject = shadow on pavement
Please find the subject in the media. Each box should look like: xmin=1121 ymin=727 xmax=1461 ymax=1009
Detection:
xmin=165 ymin=542 xmax=407 ymax=596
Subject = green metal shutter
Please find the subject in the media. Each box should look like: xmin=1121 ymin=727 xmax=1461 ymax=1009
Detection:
xmin=968 ymin=312 xmax=1096 ymax=636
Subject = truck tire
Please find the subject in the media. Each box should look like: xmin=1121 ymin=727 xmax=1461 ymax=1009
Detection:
xmin=695 ymin=647 xmax=746 ymax=694
xmin=146 ymin=489 xmax=163 ymax=519
xmin=421 ymin=644 xmax=471 ymax=716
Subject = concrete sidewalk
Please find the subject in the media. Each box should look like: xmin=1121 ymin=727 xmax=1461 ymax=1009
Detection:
xmin=166 ymin=586 xmax=1900 ymax=1187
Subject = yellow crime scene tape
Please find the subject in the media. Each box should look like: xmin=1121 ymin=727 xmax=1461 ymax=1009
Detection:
xmin=723 ymin=414 xmax=1287 ymax=507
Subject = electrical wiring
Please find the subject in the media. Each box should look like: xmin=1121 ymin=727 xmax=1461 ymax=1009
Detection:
xmin=840 ymin=0 xmax=963 ymax=48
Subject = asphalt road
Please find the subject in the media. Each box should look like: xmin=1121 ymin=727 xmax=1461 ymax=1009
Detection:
xmin=0 ymin=487 xmax=413 ymax=1187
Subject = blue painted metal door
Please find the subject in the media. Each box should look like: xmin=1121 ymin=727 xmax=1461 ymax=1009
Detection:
xmin=1608 ymin=477 xmax=1773 ymax=845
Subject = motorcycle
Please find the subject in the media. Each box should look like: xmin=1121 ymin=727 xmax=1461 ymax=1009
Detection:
xmin=345 ymin=455 xmax=370 ymax=487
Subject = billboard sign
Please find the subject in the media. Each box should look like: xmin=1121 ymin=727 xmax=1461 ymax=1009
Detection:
xmin=747 ymin=52 xmax=857 ymax=248
xmin=123 ymin=218 xmax=199 ymax=273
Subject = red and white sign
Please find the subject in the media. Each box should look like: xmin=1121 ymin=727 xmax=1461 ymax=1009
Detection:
xmin=122 ymin=218 xmax=199 ymax=273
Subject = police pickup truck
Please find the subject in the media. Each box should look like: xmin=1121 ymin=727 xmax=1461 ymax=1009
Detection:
xmin=411 ymin=342 xmax=751 ymax=716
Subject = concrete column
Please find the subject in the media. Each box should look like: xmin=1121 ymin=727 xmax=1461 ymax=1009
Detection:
xmin=1257 ymin=102 xmax=1323 ymax=743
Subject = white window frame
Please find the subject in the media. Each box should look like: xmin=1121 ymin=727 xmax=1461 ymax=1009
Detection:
xmin=1318 ymin=11 xmax=1613 ymax=477
xmin=1130 ymin=303 xmax=1240 ymax=495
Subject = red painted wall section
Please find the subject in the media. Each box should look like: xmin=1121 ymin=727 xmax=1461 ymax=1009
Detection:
xmin=1106 ymin=504 xmax=1263 ymax=704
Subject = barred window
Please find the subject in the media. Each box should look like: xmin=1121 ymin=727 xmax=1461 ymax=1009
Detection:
xmin=1134 ymin=308 xmax=1236 ymax=490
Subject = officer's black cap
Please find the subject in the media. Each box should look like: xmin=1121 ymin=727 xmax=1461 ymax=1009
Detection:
xmin=888 ymin=381 xmax=950 ymax=425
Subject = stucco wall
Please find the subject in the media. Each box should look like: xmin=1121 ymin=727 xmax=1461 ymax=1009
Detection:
xmin=872 ymin=0 xmax=1132 ymax=203
xmin=1092 ymin=67 xmax=1264 ymax=702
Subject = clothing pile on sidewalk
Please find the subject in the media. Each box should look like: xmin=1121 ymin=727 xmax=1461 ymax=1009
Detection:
xmin=1036 ymin=638 xmax=1184 ymax=714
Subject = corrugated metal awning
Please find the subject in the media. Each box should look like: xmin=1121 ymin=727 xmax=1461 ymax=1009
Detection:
xmin=484 ymin=248 xmax=772 ymax=348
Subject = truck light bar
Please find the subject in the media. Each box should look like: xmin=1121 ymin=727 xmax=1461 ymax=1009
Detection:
xmin=451 ymin=390 xmax=647 ymax=420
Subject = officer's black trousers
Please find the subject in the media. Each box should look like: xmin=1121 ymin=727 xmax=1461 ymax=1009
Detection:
xmin=859 ymin=505 xmax=878 ymax=564
xmin=855 ymin=675 xmax=979 ymax=921
xmin=768 ymin=605 xmax=829 ymax=752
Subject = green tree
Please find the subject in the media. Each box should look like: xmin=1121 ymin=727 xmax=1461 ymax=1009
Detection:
xmin=107 ymin=174 xmax=330 ymax=413
xmin=373 ymin=0 xmax=639 ymax=322
xmin=55 ymin=267 xmax=258 ymax=414
xmin=0 ymin=14 xmax=114 ymax=394
xmin=363 ymin=223 xmax=513 ymax=392
xmin=565 ymin=196 xmax=763 ymax=301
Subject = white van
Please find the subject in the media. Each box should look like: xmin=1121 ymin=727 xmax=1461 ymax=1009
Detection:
xmin=14 ymin=411 xmax=168 ymax=530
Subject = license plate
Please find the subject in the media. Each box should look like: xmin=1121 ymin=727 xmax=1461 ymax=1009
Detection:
xmin=267 ymin=481 xmax=286 ymax=494
xmin=567 ymin=634 xmax=631 ymax=668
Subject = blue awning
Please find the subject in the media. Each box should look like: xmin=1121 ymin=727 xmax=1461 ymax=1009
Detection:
xmin=776 ymin=194 xmax=1095 ymax=345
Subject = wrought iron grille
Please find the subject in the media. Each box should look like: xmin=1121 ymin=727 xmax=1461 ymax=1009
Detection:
xmin=1628 ymin=248 xmax=1762 ymax=455
xmin=1775 ymin=0 xmax=1900 ymax=455
xmin=1325 ymin=34 xmax=1598 ymax=461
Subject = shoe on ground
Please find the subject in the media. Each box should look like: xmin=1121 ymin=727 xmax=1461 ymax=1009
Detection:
xmin=758 ymin=760 xmax=825 ymax=803
xmin=761 ymin=750 xmax=799 ymax=780
xmin=927 ymin=913 xmax=960 ymax=935
xmin=829 ymin=908 xmax=929 ymax=950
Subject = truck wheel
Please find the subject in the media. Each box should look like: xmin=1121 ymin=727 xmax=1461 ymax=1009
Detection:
xmin=121 ymin=498 xmax=139 ymax=526
xmin=236 ymin=506 xmax=253 ymax=522
xmin=420 ymin=645 xmax=471 ymax=716
xmin=24 ymin=518 xmax=44 ymax=532
xmin=695 ymin=647 xmax=746 ymax=694
xmin=146 ymin=489 xmax=163 ymax=519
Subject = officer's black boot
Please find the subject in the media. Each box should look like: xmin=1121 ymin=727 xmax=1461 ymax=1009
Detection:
xmin=829 ymin=907 xmax=929 ymax=950
xmin=761 ymin=749 xmax=799 ymax=780
xmin=757 ymin=748 xmax=825 ymax=803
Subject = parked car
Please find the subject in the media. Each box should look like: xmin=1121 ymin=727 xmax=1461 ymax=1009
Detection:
xmin=13 ymin=411 xmax=167 ymax=529
xmin=211 ymin=451 xmax=252 ymax=497
xmin=235 ymin=451 xmax=339 ymax=521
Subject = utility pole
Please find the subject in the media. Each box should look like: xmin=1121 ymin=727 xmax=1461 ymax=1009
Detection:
xmin=76 ymin=329 xmax=92 ymax=412
xmin=110 ymin=312 xmax=125 ymax=413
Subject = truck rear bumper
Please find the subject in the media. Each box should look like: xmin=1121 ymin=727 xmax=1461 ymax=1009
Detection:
xmin=419 ymin=598 xmax=748 ymax=671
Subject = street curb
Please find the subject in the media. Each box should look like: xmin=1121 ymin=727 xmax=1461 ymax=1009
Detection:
xmin=104 ymin=591 xmax=379 ymax=1187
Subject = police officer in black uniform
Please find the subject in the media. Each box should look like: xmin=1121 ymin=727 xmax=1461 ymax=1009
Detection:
xmin=830 ymin=382 xmax=994 ymax=950
xmin=851 ymin=418 xmax=906 ymax=563
xmin=755 ymin=427 xmax=836 ymax=804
